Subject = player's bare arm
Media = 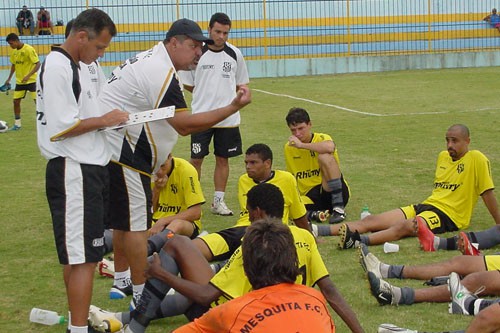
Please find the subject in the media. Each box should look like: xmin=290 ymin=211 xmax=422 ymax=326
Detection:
xmin=149 ymin=204 xmax=202 ymax=235
xmin=168 ymin=86 xmax=251 ymax=135
xmin=288 ymin=136 xmax=335 ymax=154
xmin=294 ymin=214 xmax=312 ymax=232
xmin=145 ymin=253 xmax=221 ymax=306
xmin=481 ymin=189 xmax=500 ymax=224
xmin=317 ymin=277 xmax=365 ymax=333
xmin=57 ymin=109 xmax=128 ymax=139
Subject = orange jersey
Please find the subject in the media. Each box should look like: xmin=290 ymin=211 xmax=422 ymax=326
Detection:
xmin=173 ymin=283 xmax=335 ymax=333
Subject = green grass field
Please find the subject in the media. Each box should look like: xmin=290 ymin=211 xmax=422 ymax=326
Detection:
xmin=1 ymin=66 xmax=500 ymax=332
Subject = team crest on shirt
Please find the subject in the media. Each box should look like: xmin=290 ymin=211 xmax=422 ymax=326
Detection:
xmin=222 ymin=62 xmax=231 ymax=72
xmin=456 ymin=163 xmax=464 ymax=174
xmin=170 ymin=184 xmax=178 ymax=194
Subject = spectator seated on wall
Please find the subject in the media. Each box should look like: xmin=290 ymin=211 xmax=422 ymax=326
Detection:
xmin=37 ymin=6 xmax=54 ymax=35
xmin=16 ymin=5 xmax=34 ymax=36
xmin=483 ymin=8 xmax=500 ymax=32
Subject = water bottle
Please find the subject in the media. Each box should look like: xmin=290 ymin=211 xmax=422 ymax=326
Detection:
xmin=29 ymin=308 xmax=66 ymax=325
xmin=360 ymin=205 xmax=371 ymax=219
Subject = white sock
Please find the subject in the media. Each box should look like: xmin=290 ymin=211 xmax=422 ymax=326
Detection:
xmin=70 ymin=325 xmax=87 ymax=333
xmin=214 ymin=191 xmax=225 ymax=203
xmin=133 ymin=283 xmax=144 ymax=298
xmin=67 ymin=311 xmax=71 ymax=330
xmin=114 ymin=269 xmax=131 ymax=287
xmin=14 ymin=119 xmax=21 ymax=127
xmin=433 ymin=236 xmax=440 ymax=251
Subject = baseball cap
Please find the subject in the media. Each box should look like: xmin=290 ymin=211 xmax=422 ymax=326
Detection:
xmin=165 ymin=18 xmax=213 ymax=44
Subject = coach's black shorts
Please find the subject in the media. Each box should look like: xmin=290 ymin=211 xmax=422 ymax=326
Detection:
xmin=107 ymin=162 xmax=152 ymax=232
xmin=46 ymin=157 xmax=108 ymax=265
xmin=191 ymin=127 xmax=242 ymax=159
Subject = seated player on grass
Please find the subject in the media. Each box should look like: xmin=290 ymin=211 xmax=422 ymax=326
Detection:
xmin=284 ymin=107 xmax=350 ymax=224
xmin=89 ymin=183 xmax=364 ymax=333
xmin=330 ymin=124 xmax=500 ymax=251
xmin=359 ymin=243 xmax=500 ymax=313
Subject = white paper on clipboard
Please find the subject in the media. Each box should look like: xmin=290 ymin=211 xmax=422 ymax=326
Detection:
xmin=103 ymin=106 xmax=175 ymax=131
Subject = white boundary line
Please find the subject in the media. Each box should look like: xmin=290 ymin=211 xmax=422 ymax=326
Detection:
xmin=254 ymin=89 xmax=381 ymax=116
xmin=254 ymin=89 xmax=499 ymax=117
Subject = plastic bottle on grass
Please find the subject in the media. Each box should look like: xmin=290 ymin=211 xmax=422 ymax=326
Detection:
xmin=360 ymin=205 xmax=371 ymax=219
xmin=29 ymin=308 xmax=66 ymax=325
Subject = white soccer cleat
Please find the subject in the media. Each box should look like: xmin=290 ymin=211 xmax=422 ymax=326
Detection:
xmin=359 ymin=243 xmax=383 ymax=278
xmin=448 ymin=272 xmax=477 ymax=315
xmin=96 ymin=258 xmax=115 ymax=278
xmin=88 ymin=305 xmax=123 ymax=333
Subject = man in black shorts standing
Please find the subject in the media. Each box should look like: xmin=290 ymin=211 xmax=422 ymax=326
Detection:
xmin=36 ymin=9 xmax=128 ymax=333
xmin=180 ymin=13 xmax=249 ymax=216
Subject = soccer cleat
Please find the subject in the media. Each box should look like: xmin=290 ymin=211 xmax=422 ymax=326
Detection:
xmin=109 ymin=278 xmax=132 ymax=299
xmin=97 ymin=258 xmax=115 ymax=278
xmin=8 ymin=124 xmax=21 ymax=131
xmin=458 ymin=232 xmax=481 ymax=256
xmin=368 ymin=271 xmax=396 ymax=305
xmin=329 ymin=207 xmax=346 ymax=224
xmin=448 ymin=272 xmax=477 ymax=315
xmin=210 ymin=200 xmax=233 ymax=216
xmin=378 ymin=324 xmax=418 ymax=333
xmin=308 ymin=210 xmax=330 ymax=223
xmin=415 ymin=216 xmax=435 ymax=252
xmin=88 ymin=305 xmax=124 ymax=333
xmin=423 ymin=276 xmax=449 ymax=286
xmin=359 ymin=243 xmax=383 ymax=278
xmin=338 ymin=223 xmax=360 ymax=249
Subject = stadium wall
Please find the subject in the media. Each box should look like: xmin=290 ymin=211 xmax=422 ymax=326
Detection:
xmin=0 ymin=0 xmax=499 ymax=79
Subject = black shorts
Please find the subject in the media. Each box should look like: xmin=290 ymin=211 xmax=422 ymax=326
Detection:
xmin=198 ymin=226 xmax=247 ymax=261
xmin=107 ymin=162 xmax=152 ymax=232
xmin=304 ymin=175 xmax=350 ymax=211
xmin=15 ymin=82 xmax=36 ymax=92
xmin=411 ymin=204 xmax=457 ymax=234
xmin=46 ymin=157 xmax=108 ymax=265
xmin=191 ymin=127 xmax=242 ymax=159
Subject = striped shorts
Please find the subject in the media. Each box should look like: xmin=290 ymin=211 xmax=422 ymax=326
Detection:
xmin=46 ymin=157 xmax=108 ymax=265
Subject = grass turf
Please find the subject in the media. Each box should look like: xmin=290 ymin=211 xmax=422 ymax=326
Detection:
xmin=1 ymin=66 xmax=499 ymax=332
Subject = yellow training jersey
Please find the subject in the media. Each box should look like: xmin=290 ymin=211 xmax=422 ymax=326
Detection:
xmin=152 ymin=157 xmax=205 ymax=230
xmin=423 ymin=150 xmax=494 ymax=229
xmin=10 ymin=43 xmax=39 ymax=84
xmin=235 ymin=170 xmax=307 ymax=227
xmin=284 ymin=132 xmax=348 ymax=197
xmin=210 ymin=225 xmax=329 ymax=306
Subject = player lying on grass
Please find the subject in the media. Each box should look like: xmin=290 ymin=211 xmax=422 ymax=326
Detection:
xmin=378 ymin=302 xmax=500 ymax=333
xmin=359 ymin=243 xmax=500 ymax=312
xmin=327 ymin=124 xmax=500 ymax=251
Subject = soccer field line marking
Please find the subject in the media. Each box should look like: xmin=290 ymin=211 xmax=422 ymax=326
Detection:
xmin=254 ymin=89 xmax=500 ymax=116
xmin=254 ymin=89 xmax=381 ymax=116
